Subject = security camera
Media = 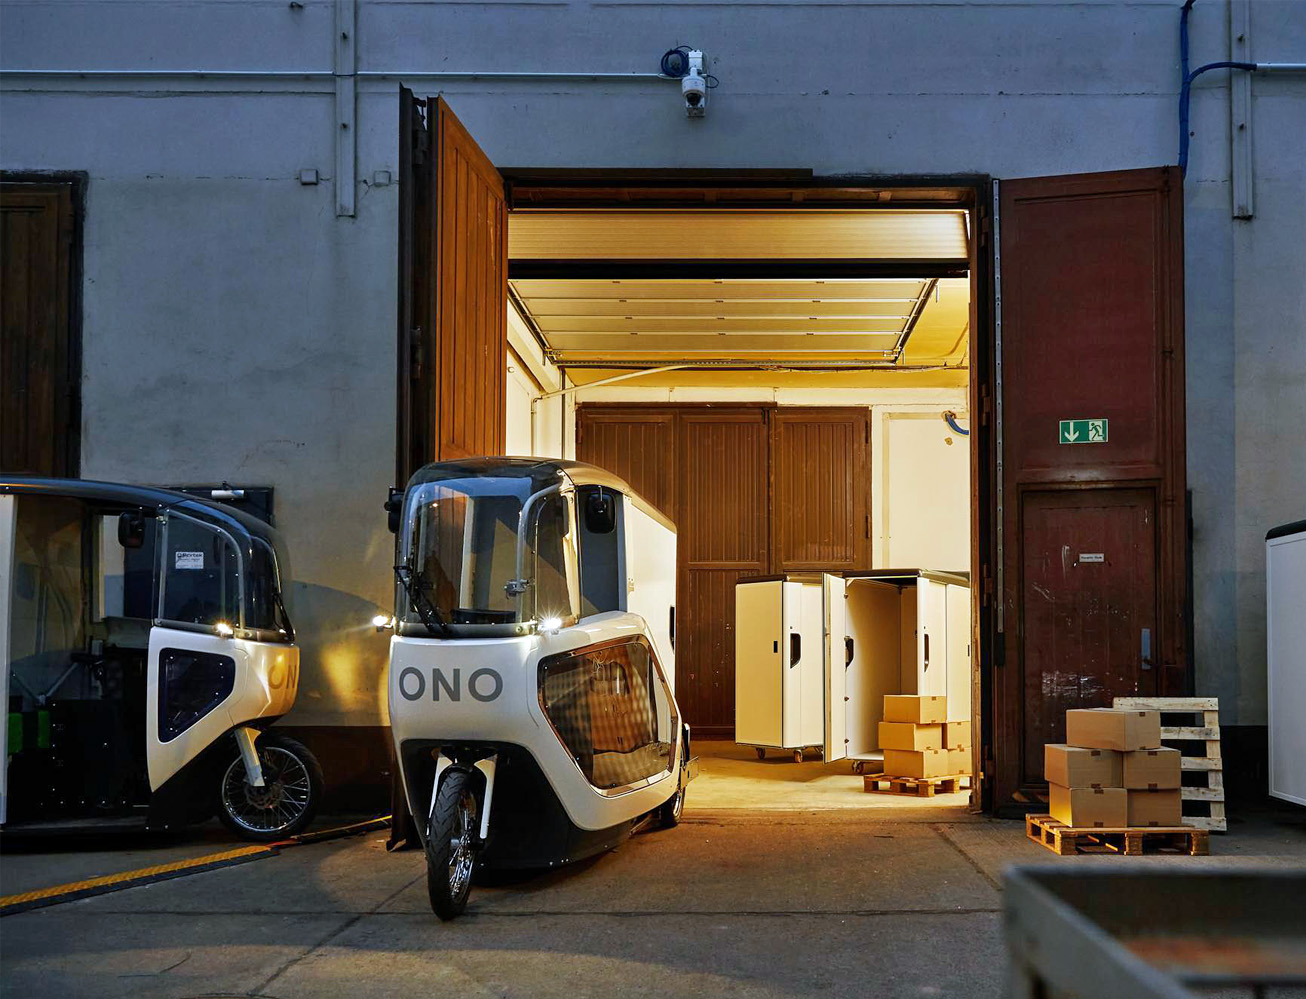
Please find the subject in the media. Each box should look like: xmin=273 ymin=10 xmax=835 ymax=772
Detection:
xmin=682 ymin=50 xmax=707 ymax=117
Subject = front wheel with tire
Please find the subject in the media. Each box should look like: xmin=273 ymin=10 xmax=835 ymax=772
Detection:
xmin=426 ymin=768 xmax=480 ymax=921
xmin=218 ymin=733 xmax=323 ymax=842
xmin=657 ymin=784 xmax=685 ymax=829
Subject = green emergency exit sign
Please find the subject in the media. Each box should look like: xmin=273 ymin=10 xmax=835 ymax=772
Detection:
xmin=1060 ymin=419 xmax=1108 ymax=444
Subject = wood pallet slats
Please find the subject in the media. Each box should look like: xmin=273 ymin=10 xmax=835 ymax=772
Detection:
xmin=862 ymin=773 xmax=972 ymax=797
xmin=1026 ymin=814 xmax=1210 ymax=857
xmin=1113 ymin=696 xmax=1227 ymax=833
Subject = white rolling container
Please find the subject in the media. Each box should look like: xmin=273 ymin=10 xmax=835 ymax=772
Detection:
xmin=735 ymin=575 xmax=825 ymax=760
xmin=1268 ymin=520 xmax=1306 ymax=807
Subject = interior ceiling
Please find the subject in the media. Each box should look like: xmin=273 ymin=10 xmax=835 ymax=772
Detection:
xmin=508 ymin=209 xmax=971 ymax=371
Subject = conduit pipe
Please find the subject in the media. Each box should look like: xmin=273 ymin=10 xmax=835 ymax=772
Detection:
xmin=1179 ymin=0 xmax=1305 ymax=176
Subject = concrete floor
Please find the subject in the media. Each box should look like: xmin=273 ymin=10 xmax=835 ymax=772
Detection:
xmin=2 ymin=744 xmax=1304 ymax=998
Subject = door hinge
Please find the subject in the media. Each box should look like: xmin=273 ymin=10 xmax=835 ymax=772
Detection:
xmin=409 ymin=327 xmax=423 ymax=376
xmin=865 ymin=513 xmax=871 ymax=539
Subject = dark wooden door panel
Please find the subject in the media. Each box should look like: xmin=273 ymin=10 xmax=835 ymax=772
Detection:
xmin=1 ymin=182 xmax=77 ymax=476
xmin=433 ymin=97 xmax=506 ymax=461
xmin=576 ymin=409 xmax=678 ymax=522
xmin=770 ymin=408 xmax=869 ymax=571
xmin=995 ymin=167 xmax=1185 ymax=805
xmin=1019 ymin=488 xmax=1157 ymax=782
xmin=680 ymin=409 xmax=769 ymax=732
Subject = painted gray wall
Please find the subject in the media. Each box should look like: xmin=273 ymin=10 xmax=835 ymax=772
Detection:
xmin=1 ymin=0 xmax=1302 ymax=727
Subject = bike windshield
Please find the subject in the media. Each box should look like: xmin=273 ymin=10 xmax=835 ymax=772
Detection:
xmin=397 ymin=472 xmax=578 ymax=636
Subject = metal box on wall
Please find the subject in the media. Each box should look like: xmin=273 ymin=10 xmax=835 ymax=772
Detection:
xmin=1268 ymin=520 xmax=1306 ymax=807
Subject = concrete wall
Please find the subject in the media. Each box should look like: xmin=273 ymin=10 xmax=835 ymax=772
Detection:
xmin=2 ymin=0 xmax=1303 ymax=727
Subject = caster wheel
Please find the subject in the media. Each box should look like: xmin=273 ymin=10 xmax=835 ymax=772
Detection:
xmin=852 ymin=761 xmax=865 ymax=775
xmin=755 ymin=747 xmax=766 ymax=760
xmin=793 ymin=749 xmax=805 ymax=764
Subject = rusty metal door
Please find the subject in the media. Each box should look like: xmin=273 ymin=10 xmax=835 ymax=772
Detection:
xmin=1020 ymin=488 xmax=1157 ymax=781
xmin=993 ymin=168 xmax=1186 ymax=804
xmin=1 ymin=181 xmax=78 ymax=475
xmin=770 ymin=408 xmax=870 ymax=572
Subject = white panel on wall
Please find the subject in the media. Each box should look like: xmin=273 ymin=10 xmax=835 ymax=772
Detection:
xmin=883 ymin=413 xmax=970 ymax=570
xmin=505 ymin=355 xmax=535 ymax=456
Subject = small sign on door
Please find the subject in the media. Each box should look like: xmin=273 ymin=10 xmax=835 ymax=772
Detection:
xmin=1079 ymin=553 xmax=1105 ymax=563
xmin=1060 ymin=419 xmax=1108 ymax=444
xmin=175 ymin=551 xmax=204 ymax=569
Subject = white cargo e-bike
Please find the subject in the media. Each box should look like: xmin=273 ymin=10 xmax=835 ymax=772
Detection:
xmin=384 ymin=458 xmax=695 ymax=919
xmin=1 ymin=478 xmax=322 ymax=841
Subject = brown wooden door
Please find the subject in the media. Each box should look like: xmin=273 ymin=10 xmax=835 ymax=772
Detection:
xmin=1 ymin=181 xmax=78 ymax=476
xmin=678 ymin=408 xmax=770 ymax=735
xmin=1020 ymin=488 xmax=1157 ymax=781
xmin=433 ymin=97 xmax=507 ymax=461
xmin=574 ymin=407 xmax=678 ymax=521
xmin=770 ymin=408 xmax=869 ymax=571
xmin=994 ymin=168 xmax=1186 ymax=803
xmin=396 ymin=91 xmax=506 ymax=482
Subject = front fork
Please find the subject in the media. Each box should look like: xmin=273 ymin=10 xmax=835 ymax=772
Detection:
xmin=430 ymin=752 xmax=498 ymax=844
xmin=234 ymin=725 xmax=266 ymax=788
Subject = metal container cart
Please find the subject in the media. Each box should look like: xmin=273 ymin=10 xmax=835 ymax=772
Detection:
xmin=1004 ymin=866 xmax=1306 ymax=998
xmin=734 ymin=574 xmax=825 ymax=762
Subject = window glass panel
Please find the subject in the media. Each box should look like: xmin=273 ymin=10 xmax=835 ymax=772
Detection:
xmin=161 ymin=517 xmax=239 ymax=628
xmin=539 ymin=639 xmax=677 ymax=789
xmin=577 ymin=487 xmax=623 ymax=618
xmin=158 ymin=647 xmax=236 ymax=740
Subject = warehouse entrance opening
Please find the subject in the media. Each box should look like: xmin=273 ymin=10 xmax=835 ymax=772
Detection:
xmin=398 ymin=89 xmax=1189 ymax=815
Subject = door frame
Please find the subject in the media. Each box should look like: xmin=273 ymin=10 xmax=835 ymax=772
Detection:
xmin=0 ymin=171 xmax=86 ymax=477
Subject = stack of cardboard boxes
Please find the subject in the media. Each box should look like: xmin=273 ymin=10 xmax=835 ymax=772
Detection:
xmin=1045 ymin=707 xmax=1183 ymax=828
xmin=878 ymin=695 xmax=971 ymax=779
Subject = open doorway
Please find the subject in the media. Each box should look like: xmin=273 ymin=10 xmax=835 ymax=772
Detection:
xmin=397 ymin=90 xmax=1189 ymax=818
xmin=504 ymin=195 xmax=980 ymax=810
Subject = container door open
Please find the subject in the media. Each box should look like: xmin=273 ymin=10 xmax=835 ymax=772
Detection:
xmin=822 ymin=573 xmax=847 ymax=762
xmin=916 ymin=578 xmax=948 ymax=698
xmin=945 ymin=582 xmax=971 ymax=723
xmin=734 ymin=579 xmax=783 ymax=747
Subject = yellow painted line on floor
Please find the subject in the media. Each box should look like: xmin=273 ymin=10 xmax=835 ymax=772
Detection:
xmin=0 ymin=844 xmax=272 ymax=909
xmin=1 ymin=816 xmax=391 ymax=915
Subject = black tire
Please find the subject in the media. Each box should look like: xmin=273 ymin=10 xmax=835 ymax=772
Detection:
xmin=657 ymin=783 xmax=685 ymax=829
xmin=217 ymin=733 xmax=323 ymax=842
xmin=426 ymin=768 xmax=480 ymax=921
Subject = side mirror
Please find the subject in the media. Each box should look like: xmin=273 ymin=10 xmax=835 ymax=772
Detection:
xmin=584 ymin=489 xmax=617 ymax=535
xmin=118 ymin=510 xmax=146 ymax=549
xmin=384 ymin=487 xmax=404 ymax=534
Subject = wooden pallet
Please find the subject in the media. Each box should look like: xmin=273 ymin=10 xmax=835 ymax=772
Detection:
xmin=1114 ymin=696 xmax=1226 ymax=832
xmin=863 ymin=773 xmax=972 ymax=797
xmin=1026 ymin=814 xmax=1210 ymax=857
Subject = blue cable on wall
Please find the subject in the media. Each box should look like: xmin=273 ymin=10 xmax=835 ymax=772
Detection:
xmin=943 ymin=411 xmax=970 ymax=436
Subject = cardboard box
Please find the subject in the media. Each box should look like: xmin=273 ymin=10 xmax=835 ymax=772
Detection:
xmin=1123 ymin=747 xmax=1182 ymax=789
xmin=948 ymin=747 xmax=971 ymax=775
xmin=878 ymin=721 xmax=943 ymax=752
xmin=942 ymin=721 xmax=971 ymax=749
xmin=1065 ymin=708 xmax=1161 ymax=751
xmin=883 ymin=695 xmax=947 ymax=725
xmin=1048 ymin=784 xmax=1128 ymax=828
xmin=1044 ymin=744 xmax=1123 ymax=789
xmin=883 ymin=748 xmax=950 ymax=779
xmin=1127 ymin=788 xmax=1183 ymax=827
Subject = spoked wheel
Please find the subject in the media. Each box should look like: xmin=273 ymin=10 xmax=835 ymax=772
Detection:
xmin=426 ymin=768 xmax=480 ymax=921
xmin=755 ymin=747 xmax=766 ymax=760
xmin=218 ymin=733 xmax=323 ymax=842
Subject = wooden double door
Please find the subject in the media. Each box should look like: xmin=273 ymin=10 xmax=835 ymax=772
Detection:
xmin=577 ymin=405 xmax=870 ymax=737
